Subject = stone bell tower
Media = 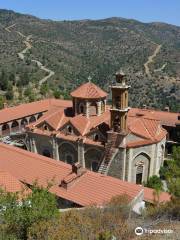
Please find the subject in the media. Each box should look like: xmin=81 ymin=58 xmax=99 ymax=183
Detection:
xmin=110 ymin=71 xmax=130 ymax=134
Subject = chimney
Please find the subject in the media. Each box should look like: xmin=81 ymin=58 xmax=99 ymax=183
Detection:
xmin=3 ymin=102 xmax=8 ymax=108
xmin=72 ymin=162 xmax=84 ymax=176
xmin=164 ymin=106 xmax=169 ymax=112
xmin=60 ymin=163 xmax=86 ymax=189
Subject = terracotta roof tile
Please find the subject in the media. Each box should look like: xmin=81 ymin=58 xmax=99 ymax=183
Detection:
xmin=0 ymin=170 xmax=26 ymax=193
xmin=0 ymin=143 xmax=170 ymax=206
xmin=0 ymin=99 xmax=71 ymax=124
xmin=69 ymin=115 xmax=90 ymax=136
xmin=129 ymin=108 xmax=180 ymax=127
xmin=71 ymin=82 xmax=108 ymax=99
xmin=143 ymin=187 xmax=171 ymax=203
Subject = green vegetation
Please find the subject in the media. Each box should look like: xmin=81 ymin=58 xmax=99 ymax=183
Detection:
xmin=0 ymin=184 xmax=59 ymax=240
xmin=0 ymin=187 xmax=134 ymax=240
xmin=0 ymin=10 xmax=179 ymax=111
xmin=160 ymin=146 xmax=180 ymax=198
xmin=145 ymin=175 xmax=163 ymax=191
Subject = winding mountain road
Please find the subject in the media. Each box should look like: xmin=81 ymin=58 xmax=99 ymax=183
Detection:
xmin=5 ymin=23 xmax=16 ymax=33
xmin=31 ymin=60 xmax=55 ymax=85
xmin=154 ymin=62 xmax=167 ymax=73
xmin=5 ymin=23 xmax=55 ymax=86
xmin=144 ymin=44 xmax=162 ymax=78
xmin=18 ymin=35 xmax=32 ymax=60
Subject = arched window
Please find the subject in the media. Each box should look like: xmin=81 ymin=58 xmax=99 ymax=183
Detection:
xmin=11 ymin=121 xmax=19 ymax=133
xmin=92 ymin=161 xmax=99 ymax=172
xmin=80 ymin=105 xmax=84 ymax=114
xmin=2 ymin=123 xmax=10 ymax=136
xmin=113 ymin=115 xmax=121 ymax=132
xmin=67 ymin=125 xmax=72 ymax=134
xmin=43 ymin=125 xmax=48 ymax=131
xmin=115 ymin=96 xmax=121 ymax=109
xmin=42 ymin=149 xmax=51 ymax=158
xmin=29 ymin=115 xmax=36 ymax=123
xmin=94 ymin=134 xmax=99 ymax=141
xmin=21 ymin=118 xmax=28 ymax=128
xmin=136 ymin=165 xmax=143 ymax=184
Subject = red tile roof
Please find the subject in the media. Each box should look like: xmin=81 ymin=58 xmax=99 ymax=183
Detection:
xmin=129 ymin=108 xmax=180 ymax=127
xmin=70 ymin=82 xmax=108 ymax=99
xmin=0 ymin=170 xmax=26 ymax=193
xmin=32 ymin=108 xmax=110 ymax=137
xmin=0 ymin=96 xmax=176 ymax=148
xmin=143 ymin=187 xmax=171 ymax=203
xmin=31 ymin=105 xmax=166 ymax=147
xmin=127 ymin=117 xmax=167 ymax=147
xmin=0 ymin=143 xmax=170 ymax=206
xmin=0 ymin=99 xmax=71 ymax=124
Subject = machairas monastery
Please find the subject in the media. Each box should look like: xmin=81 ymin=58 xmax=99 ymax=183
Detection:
xmin=0 ymin=71 xmax=179 ymax=209
xmin=24 ymin=72 xmax=174 ymax=184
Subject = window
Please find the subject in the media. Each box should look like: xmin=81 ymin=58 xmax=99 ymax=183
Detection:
xmin=80 ymin=105 xmax=84 ymax=114
xmin=115 ymin=96 xmax=121 ymax=109
xmin=94 ymin=134 xmax=99 ymax=141
xmin=43 ymin=125 xmax=48 ymax=130
xmin=67 ymin=126 xmax=72 ymax=134
xmin=136 ymin=165 xmax=143 ymax=184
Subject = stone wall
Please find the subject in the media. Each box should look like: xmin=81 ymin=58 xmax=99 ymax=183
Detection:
xmin=107 ymin=148 xmax=125 ymax=179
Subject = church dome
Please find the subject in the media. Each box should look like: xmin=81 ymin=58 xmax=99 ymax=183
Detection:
xmin=70 ymin=82 xmax=108 ymax=99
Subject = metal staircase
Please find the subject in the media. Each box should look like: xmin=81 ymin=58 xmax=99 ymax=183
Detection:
xmin=98 ymin=133 xmax=119 ymax=175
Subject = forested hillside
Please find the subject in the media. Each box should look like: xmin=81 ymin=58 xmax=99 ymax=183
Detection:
xmin=0 ymin=9 xmax=179 ymax=111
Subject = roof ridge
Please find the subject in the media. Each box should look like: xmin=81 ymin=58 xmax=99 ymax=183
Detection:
xmin=55 ymin=111 xmax=66 ymax=131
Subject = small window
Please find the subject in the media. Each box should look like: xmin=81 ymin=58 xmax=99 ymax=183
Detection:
xmin=80 ymin=105 xmax=84 ymax=114
xmin=94 ymin=134 xmax=99 ymax=141
xmin=136 ymin=165 xmax=143 ymax=184
xmin=43 ymin=125 xmax=48 ymax=130
xmin=67 ymin=126 xmax=72 ymax=134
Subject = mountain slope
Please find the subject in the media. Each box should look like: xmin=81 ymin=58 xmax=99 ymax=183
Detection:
xmin=0 ymin=10 xmax=179 ymax=111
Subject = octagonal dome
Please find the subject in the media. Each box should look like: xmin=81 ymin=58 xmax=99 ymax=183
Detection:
xmin=70 ymin=82 xmax=108 ymax=99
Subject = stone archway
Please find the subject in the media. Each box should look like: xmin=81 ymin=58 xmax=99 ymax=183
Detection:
xmin=21 ymin=118 xmax=28 ymax=130
xmin=29 ymin=115 xmax=36 ymax=123
xmin=58 ymin=142 xmax=78 ymax=164
xmin=84 ymin=148 xmax=102 ymax=172
xmin=132 ymin=152 xmax=150 ymax=184
xmin=11 ymin=120 xmax=19 ymax=133
xmin=2 ymin=123 xmax=10 ymax=136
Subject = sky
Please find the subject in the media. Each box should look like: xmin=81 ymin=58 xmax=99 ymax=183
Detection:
xmin=0 ymin=0 xmax=180 ymax=26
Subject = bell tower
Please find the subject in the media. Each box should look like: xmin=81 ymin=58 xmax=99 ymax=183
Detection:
xmin=110 ymin=71 xmax=130 ymax=134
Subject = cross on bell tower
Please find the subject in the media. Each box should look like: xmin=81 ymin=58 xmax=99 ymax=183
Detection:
xmin=110 ymin=71 xmax=130 ymax=133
